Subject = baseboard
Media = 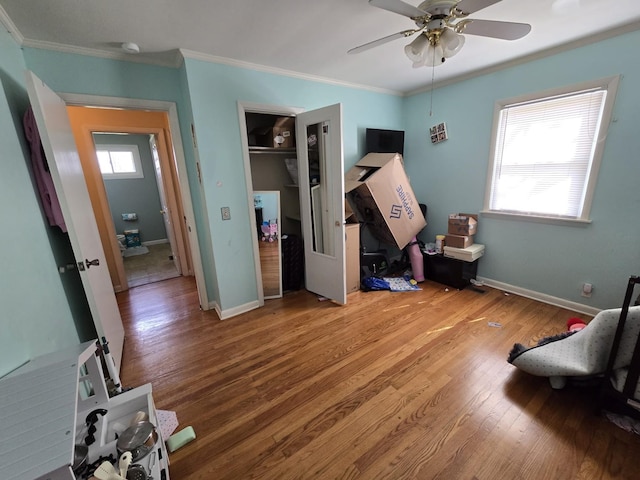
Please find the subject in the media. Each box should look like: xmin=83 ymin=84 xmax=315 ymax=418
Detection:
xmin=209 ymin=300 xmax=261 ymax=320
xmin=142 ymin=238 xmax=169 ymax=246
xmin=476 ymin=276 xmax=601 ymax=317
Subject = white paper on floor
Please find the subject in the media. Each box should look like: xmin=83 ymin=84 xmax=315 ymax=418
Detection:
xmin=122 ymin=246 xmax=149 ymax=257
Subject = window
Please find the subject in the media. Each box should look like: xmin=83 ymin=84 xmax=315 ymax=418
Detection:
xmin=484 ymin=76 xmax=619 ymax=224
xmin=96 ymin=144 xmax=143 ymax=179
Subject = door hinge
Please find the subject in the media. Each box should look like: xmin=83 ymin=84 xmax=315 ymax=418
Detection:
xmin=191 ymin=123 xmax=198 ymax=149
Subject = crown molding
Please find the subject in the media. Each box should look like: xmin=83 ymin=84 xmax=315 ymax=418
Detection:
xmin=19 ymin=37 xmax=183 ymax=68
xmin=179 ymin=49 xmax=403 ymax=97
xmin=0 ymin=5 xmax=24 ymax=45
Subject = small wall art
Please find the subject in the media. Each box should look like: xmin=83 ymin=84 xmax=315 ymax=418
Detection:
xmin=429 ymin=122 xmax=448 ymax=144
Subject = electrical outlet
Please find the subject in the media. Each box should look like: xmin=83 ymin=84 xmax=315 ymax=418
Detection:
xmin=582 ymin=283 xmax=593 ymax=298
xmin=221 ymin=207 xmax=231 ymax=220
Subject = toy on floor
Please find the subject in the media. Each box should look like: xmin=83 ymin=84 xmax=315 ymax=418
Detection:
xmin=261 ymin=220 xmax=277 ymax=242
xmin=567 ymin=317 xmax=587 ymax=332
xmin=167 ymin=426 xmax=196 ymax=452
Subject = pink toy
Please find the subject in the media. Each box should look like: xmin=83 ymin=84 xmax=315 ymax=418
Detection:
xmin=567 ymin=317 xmax=587 ymax=332
xmin=261 ymin=221 xmax=278 ymax=242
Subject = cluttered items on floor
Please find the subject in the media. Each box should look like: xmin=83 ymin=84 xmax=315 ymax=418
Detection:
xmin=507 ymin=306 xmax=640 ymax=389
xmin=362 ymin=275 xmax=421 ymax=292
xmin=508 ymin=276 xmax=640 ymax=418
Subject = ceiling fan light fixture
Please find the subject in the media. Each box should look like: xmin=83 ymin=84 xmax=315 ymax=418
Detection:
xmin=441 ymin=28 xmax=465 ymax=58
xmin=404 ymin=33 xmax=429 ymax=63
xmin=423 ymin=42 xmax=445 ymax=67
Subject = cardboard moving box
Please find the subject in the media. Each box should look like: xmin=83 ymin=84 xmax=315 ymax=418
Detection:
xmin=250 ymin=117 xmax=296 ymax=148
xmin=345 ymin=153 xmax=426 ymax=249
xmin=448 ymin=213 xmax=478 ymax=236
xmin=445 ymin=234 xmax=474 ymax=249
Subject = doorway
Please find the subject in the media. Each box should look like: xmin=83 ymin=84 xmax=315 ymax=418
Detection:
xmin=238 ymin=101 xmax=347 ymax=306
xmin=93 ymin=132 xmax=180 ymax=288
xmin=61 ymin=94 xmax=208 ymax=312
xmin=67 ymin=106 xmax=194 ymax=295
xmin=238 ymin=102 xmax=303 ymax=306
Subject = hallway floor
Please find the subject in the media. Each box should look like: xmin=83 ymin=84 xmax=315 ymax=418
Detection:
xmin=123 ymin=242 xmax=179 ymax=287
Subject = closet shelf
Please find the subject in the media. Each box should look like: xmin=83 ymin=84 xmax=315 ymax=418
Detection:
xmin=249 ymin=146 xmax=296 ymax=155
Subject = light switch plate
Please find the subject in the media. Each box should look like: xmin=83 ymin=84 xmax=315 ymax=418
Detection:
xmin=221 ymin=207 xmax=231 ymax=220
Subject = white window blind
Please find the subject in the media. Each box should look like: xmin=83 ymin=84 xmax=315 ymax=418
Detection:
xmin=489 ymin=88 xmax=607 ymax=219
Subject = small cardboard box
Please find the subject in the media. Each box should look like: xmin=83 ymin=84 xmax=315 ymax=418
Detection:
xmin=345 ymin=153 xmax=426 ymax=249
xmin=448 ymin=213 xmax=478 ymax=236
xmin=250 ymin=117 xmax=296 ymax=148
xmin=445 ymin=234 xmax=474 ymax=249
xmin=272 ymin=117 xmax=295 ymax=148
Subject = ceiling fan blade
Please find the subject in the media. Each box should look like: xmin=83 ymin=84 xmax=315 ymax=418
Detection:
xmin=455 ymin=0 xmax=502 ymax=15
xmin=459 ymin=19 xmax=531 ymax=40
xmin=369 ymin=0 xmax=427 ymax=19
xmin=348 ymin=29 xmax=418 ymax=54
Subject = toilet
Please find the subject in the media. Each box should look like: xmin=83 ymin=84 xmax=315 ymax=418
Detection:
xmin=116 ymin=234 xmax=127 ymax=253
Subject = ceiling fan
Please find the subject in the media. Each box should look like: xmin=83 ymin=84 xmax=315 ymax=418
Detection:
xmin=348 ymin=0 xmax=531 ymax=67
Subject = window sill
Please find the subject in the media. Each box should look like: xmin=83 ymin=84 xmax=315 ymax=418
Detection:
xmin=480 ymin=210 xmax=592 ymax=227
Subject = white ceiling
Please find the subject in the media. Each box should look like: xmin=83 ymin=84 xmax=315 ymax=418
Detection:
xmin=1 ymin=0 xmax=640 ymax=95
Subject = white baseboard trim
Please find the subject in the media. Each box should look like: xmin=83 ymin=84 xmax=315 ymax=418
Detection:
xmin=209 ymin=300 xmax=261 ymax=320
xmin=142 ymin=239 xmax=169 ymax=246
xmin=476 ymin=276 xmax=601 ymax=317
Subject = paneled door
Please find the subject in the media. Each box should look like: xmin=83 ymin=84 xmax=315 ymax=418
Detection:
xmin=25 ymin=71 xmax=125 ymax=368
xmin=295 ymin=104 xmax=347 ymax=304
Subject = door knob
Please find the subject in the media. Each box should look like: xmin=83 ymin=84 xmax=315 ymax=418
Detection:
xmin=85 ymin=258 xmax=100 ymax=268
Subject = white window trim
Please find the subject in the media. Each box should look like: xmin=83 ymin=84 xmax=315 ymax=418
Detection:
xmin=96 ymin=144 xmax=144 ymax=180
xmin=482 ymin=75 xmax=620 ymax=226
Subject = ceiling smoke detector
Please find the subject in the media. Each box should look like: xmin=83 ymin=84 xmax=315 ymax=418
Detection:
xmin=121 ymin=42 xmax=140 ymax=54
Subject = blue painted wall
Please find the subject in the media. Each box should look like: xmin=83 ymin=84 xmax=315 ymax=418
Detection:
xmin=19 ymin=47 xmax=404 ymax=314
xmin=0 ymin=28 xmax=79 ymax=377
xmin=181 ymin=58 xmax=404 ymax=311
xmin=403 ymin=29 xmax=640 ymax=310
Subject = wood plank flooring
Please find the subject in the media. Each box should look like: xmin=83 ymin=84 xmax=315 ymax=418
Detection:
xmin=258 ymin=239 xmax=280 ymax=297
xmin=117 ymin=277 xmax=640 ymax=479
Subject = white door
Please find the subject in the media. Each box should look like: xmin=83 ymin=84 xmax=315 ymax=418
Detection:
xmin=296 ymin=104 xmax=346 ymax=304
xmin=149 ymin=135 xmax=181 ymax=274
xmin=25 ymin=71 xmax=125 ymax=368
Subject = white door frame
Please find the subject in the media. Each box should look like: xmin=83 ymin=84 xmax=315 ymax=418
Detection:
xmin=61 ymin=93 xmax=209 ymax=309
xmin=237 ymin=101 xmax=303 ymax=306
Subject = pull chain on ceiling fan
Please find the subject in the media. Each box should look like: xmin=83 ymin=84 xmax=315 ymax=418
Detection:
xmin=348 ymin=0 xmax=531 ymax=67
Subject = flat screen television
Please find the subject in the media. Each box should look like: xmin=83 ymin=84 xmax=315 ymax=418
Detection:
xmin=365 ymin=128 xmax=404 ymax=155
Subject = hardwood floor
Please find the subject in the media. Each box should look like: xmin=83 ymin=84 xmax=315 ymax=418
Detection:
xmin=259 ymin=239 xmax=281 ymax=297
xmin=117 ymin=277 xmax=640 ymax=479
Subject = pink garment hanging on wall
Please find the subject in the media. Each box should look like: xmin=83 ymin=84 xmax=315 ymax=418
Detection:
xmin=23 ymin=106 xmax=67 ymax=232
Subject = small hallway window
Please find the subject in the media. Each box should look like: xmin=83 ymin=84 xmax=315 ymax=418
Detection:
xmin=96 ymin=144 xmax=144 ymax=179
xmin=483 ymin=76 xmax=619 ymax=224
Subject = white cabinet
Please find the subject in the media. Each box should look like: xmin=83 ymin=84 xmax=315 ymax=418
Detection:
xmin=0 ymin=341 xmax=170 ymax=480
